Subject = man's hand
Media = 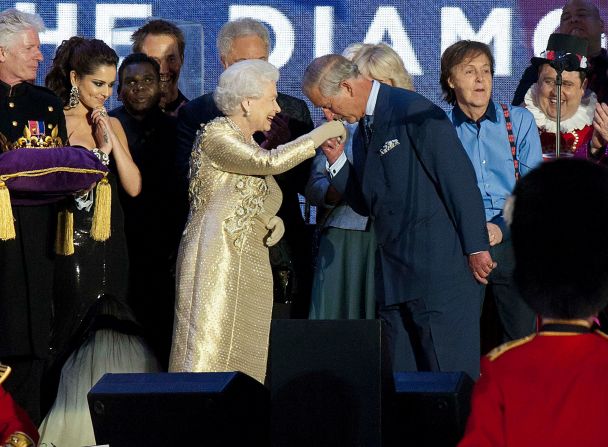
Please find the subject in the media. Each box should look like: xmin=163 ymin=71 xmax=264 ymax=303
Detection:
xmin=594 ymin=102 xmax=608 ymax=142
xmin=468 ymin=251 xmax=496 ymax=285
xmin=261 ymin=113 xmax=291 ymax=149
xmin=321 ymin=137 xmax=345 ymax=165
xmin=591 ymin=102 xmax=608 ymax=155
xmin=486 ymin=222 xmax=503 ymax=246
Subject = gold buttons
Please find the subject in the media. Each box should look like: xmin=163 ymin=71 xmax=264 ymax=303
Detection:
xmin=11 ymin=120 xmax=17 ymax=126
xmin=8 ymin=102 xmax=14 ymax=108
xmin=48 ymin=106 xmax=54 ymax=112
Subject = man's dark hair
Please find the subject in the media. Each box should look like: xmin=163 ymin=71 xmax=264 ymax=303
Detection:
xmin=131 ymin=19 xmax=185 ymax=60
xmin=440 ymin=40 xmax=495 ymax=105
xmin=536 ymin=63 xmax=588 ymax=83
xmin=511 ymin=159 xmax=608 ymax=319
xmin=117 ymin=52 xmax=160 ymax=94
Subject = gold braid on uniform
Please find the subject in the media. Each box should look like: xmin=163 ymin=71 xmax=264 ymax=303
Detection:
xmin=0 ymin=366 xmax=35 ymax=447
xmin=3 ymin=432 xmax=35 ymax=447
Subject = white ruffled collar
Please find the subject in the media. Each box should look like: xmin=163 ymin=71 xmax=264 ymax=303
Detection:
xmin=524 ymin=84 xmax=596 ymax=133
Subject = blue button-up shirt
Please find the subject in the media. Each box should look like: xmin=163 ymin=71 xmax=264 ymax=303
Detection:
xmin=447 ymin=100 xmax=543 ymax=230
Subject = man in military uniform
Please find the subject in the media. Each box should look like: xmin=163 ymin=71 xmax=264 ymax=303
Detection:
xmin=460 ymin=159 xmax=608 ymax=446
xmin=0 ymin=364 xmax=39 ymax=447
xmin=0 ymin=9 xmax=67 ymax=424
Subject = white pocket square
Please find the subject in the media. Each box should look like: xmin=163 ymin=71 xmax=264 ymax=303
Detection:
xmin=379 ymin=139 xmax=400 ymax=155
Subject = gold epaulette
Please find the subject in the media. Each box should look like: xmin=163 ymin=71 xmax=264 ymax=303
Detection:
xmin=0 ymin=363 xmax=10 ymax=384
xmin=3 ymin=431 xmax=35 ymax=447
xmin=486 ymin=334 xmax=536 ymax=362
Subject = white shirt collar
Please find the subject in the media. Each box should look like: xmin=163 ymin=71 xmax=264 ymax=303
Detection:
xmin=365 ymin=80 xmax=381 ymax=117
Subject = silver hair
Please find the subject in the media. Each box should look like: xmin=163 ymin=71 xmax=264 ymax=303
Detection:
xmin=0 ymin=9 xmax=44 ymax=49
xmin=217 ymin=18 xmax=270 ymax=58
xmin=302 ymin=54 xmax=360 ymax=98
xmin=213 ymin=59 xmax=279 ymax=115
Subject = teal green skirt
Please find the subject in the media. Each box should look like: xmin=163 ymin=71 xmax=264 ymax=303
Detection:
xmin=309 ymin=226 xmax=376 ymax=319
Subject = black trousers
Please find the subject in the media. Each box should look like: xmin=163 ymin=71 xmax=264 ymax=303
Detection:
xmin=485 ymin=239 xmax=537 ymax=342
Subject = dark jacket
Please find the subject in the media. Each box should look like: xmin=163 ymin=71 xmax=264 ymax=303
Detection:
xmin=331 ymin=84 xmax=489 ymax=305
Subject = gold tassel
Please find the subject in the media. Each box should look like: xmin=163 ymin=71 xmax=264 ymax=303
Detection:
xmin=55 ymin=209 xmax=74 ymax=255
xmin=90 ymin=176 xmax=111 ymax=241
xmin=0 ymin=180 xmax=15 ymax=241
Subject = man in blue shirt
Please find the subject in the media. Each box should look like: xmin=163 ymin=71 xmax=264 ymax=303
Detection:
xmin=441 ymin=40 xmax=543 ymax=342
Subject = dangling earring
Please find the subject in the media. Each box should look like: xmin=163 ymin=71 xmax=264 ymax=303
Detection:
xmin=244 ymin=110 xmax=250 ymax=117
xmin=68 ymin=85 xmax=80 ymax=108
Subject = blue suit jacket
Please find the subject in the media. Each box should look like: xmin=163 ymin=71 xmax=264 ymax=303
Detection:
xmin=331 ymin=84 xmax=489 ymax=306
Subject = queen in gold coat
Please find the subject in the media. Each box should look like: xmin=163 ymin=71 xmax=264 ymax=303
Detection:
xmin=169 ymin=60 xmax=345 ymax=382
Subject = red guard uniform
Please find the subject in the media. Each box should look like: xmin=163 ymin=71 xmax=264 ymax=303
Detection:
xmin=0 ymin=384 xmax=38 ymax=446
xmin=459 ymin=323 xmax=608 ymax=447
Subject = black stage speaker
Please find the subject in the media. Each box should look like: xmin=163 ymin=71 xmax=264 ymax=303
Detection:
xmin=390 ymin=372 xmax=474 ymax=447
xmin=88 ymin=372 xmax=269 ymax=446
xmin=269 ymin=319 xmax=392 ymax=447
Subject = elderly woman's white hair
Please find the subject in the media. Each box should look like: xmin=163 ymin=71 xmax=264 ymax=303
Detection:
xmin=214 ymin=59 xmax=279 ymax=116
xmin=0 ymin=9 xmax=44 ymax=49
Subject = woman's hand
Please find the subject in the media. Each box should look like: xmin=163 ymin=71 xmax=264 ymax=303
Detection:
xmin=92 ymin=111 xmax=142 ymax=197
xmin=307 ymin=120 xmax=347 ymax=153
xmin=265 ymin=216 xmax=285 ymax=247
xmin=261 ymin=113 xmax=291 ymax=149
xmin=91 ymin=107 xmax=112 ymax=154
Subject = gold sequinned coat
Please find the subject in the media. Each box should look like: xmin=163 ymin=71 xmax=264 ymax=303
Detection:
xmin=169 ymin=117 xmax=315 ymax=383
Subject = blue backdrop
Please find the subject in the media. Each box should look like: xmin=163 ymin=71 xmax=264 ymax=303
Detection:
xmin=4 ymin=0 xmax=607 ymax=116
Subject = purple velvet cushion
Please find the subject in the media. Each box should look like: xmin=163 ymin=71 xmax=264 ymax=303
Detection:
xmin=0 ymin=146 xmax=108 ymax=205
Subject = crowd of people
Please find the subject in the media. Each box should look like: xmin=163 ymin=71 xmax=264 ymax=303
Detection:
xmin=1 ymin=0 xmax=608 ymax=445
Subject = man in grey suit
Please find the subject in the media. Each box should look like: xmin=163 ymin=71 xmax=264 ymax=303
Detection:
xmin=303 ymin=54 xmax=494 ymax=378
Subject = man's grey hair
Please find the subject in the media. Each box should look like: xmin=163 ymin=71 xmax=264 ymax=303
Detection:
xmin=217 ymin=18 xmax=270 ymax=58
xmin=302 ymin=54 xmax=361 ymax=97
xmin=214 ymin=59 xmax=279 ymax=115
xmin=0 ymin=9 xmax=44 ymax=49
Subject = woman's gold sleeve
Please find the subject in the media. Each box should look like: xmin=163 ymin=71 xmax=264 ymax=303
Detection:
xmin=202 ymin=125 xmax=316 ymax=176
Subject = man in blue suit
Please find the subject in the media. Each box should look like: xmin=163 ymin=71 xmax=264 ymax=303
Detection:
xmin=303 ymin=54 xmax=494 ymax=378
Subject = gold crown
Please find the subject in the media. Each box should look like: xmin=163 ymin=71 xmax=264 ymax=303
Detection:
xmin=12 ymin=125 xmax=63 ymax=149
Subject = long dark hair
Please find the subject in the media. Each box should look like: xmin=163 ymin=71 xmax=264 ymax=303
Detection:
xmin=46 ymin=36 xmax=119 ymax=106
